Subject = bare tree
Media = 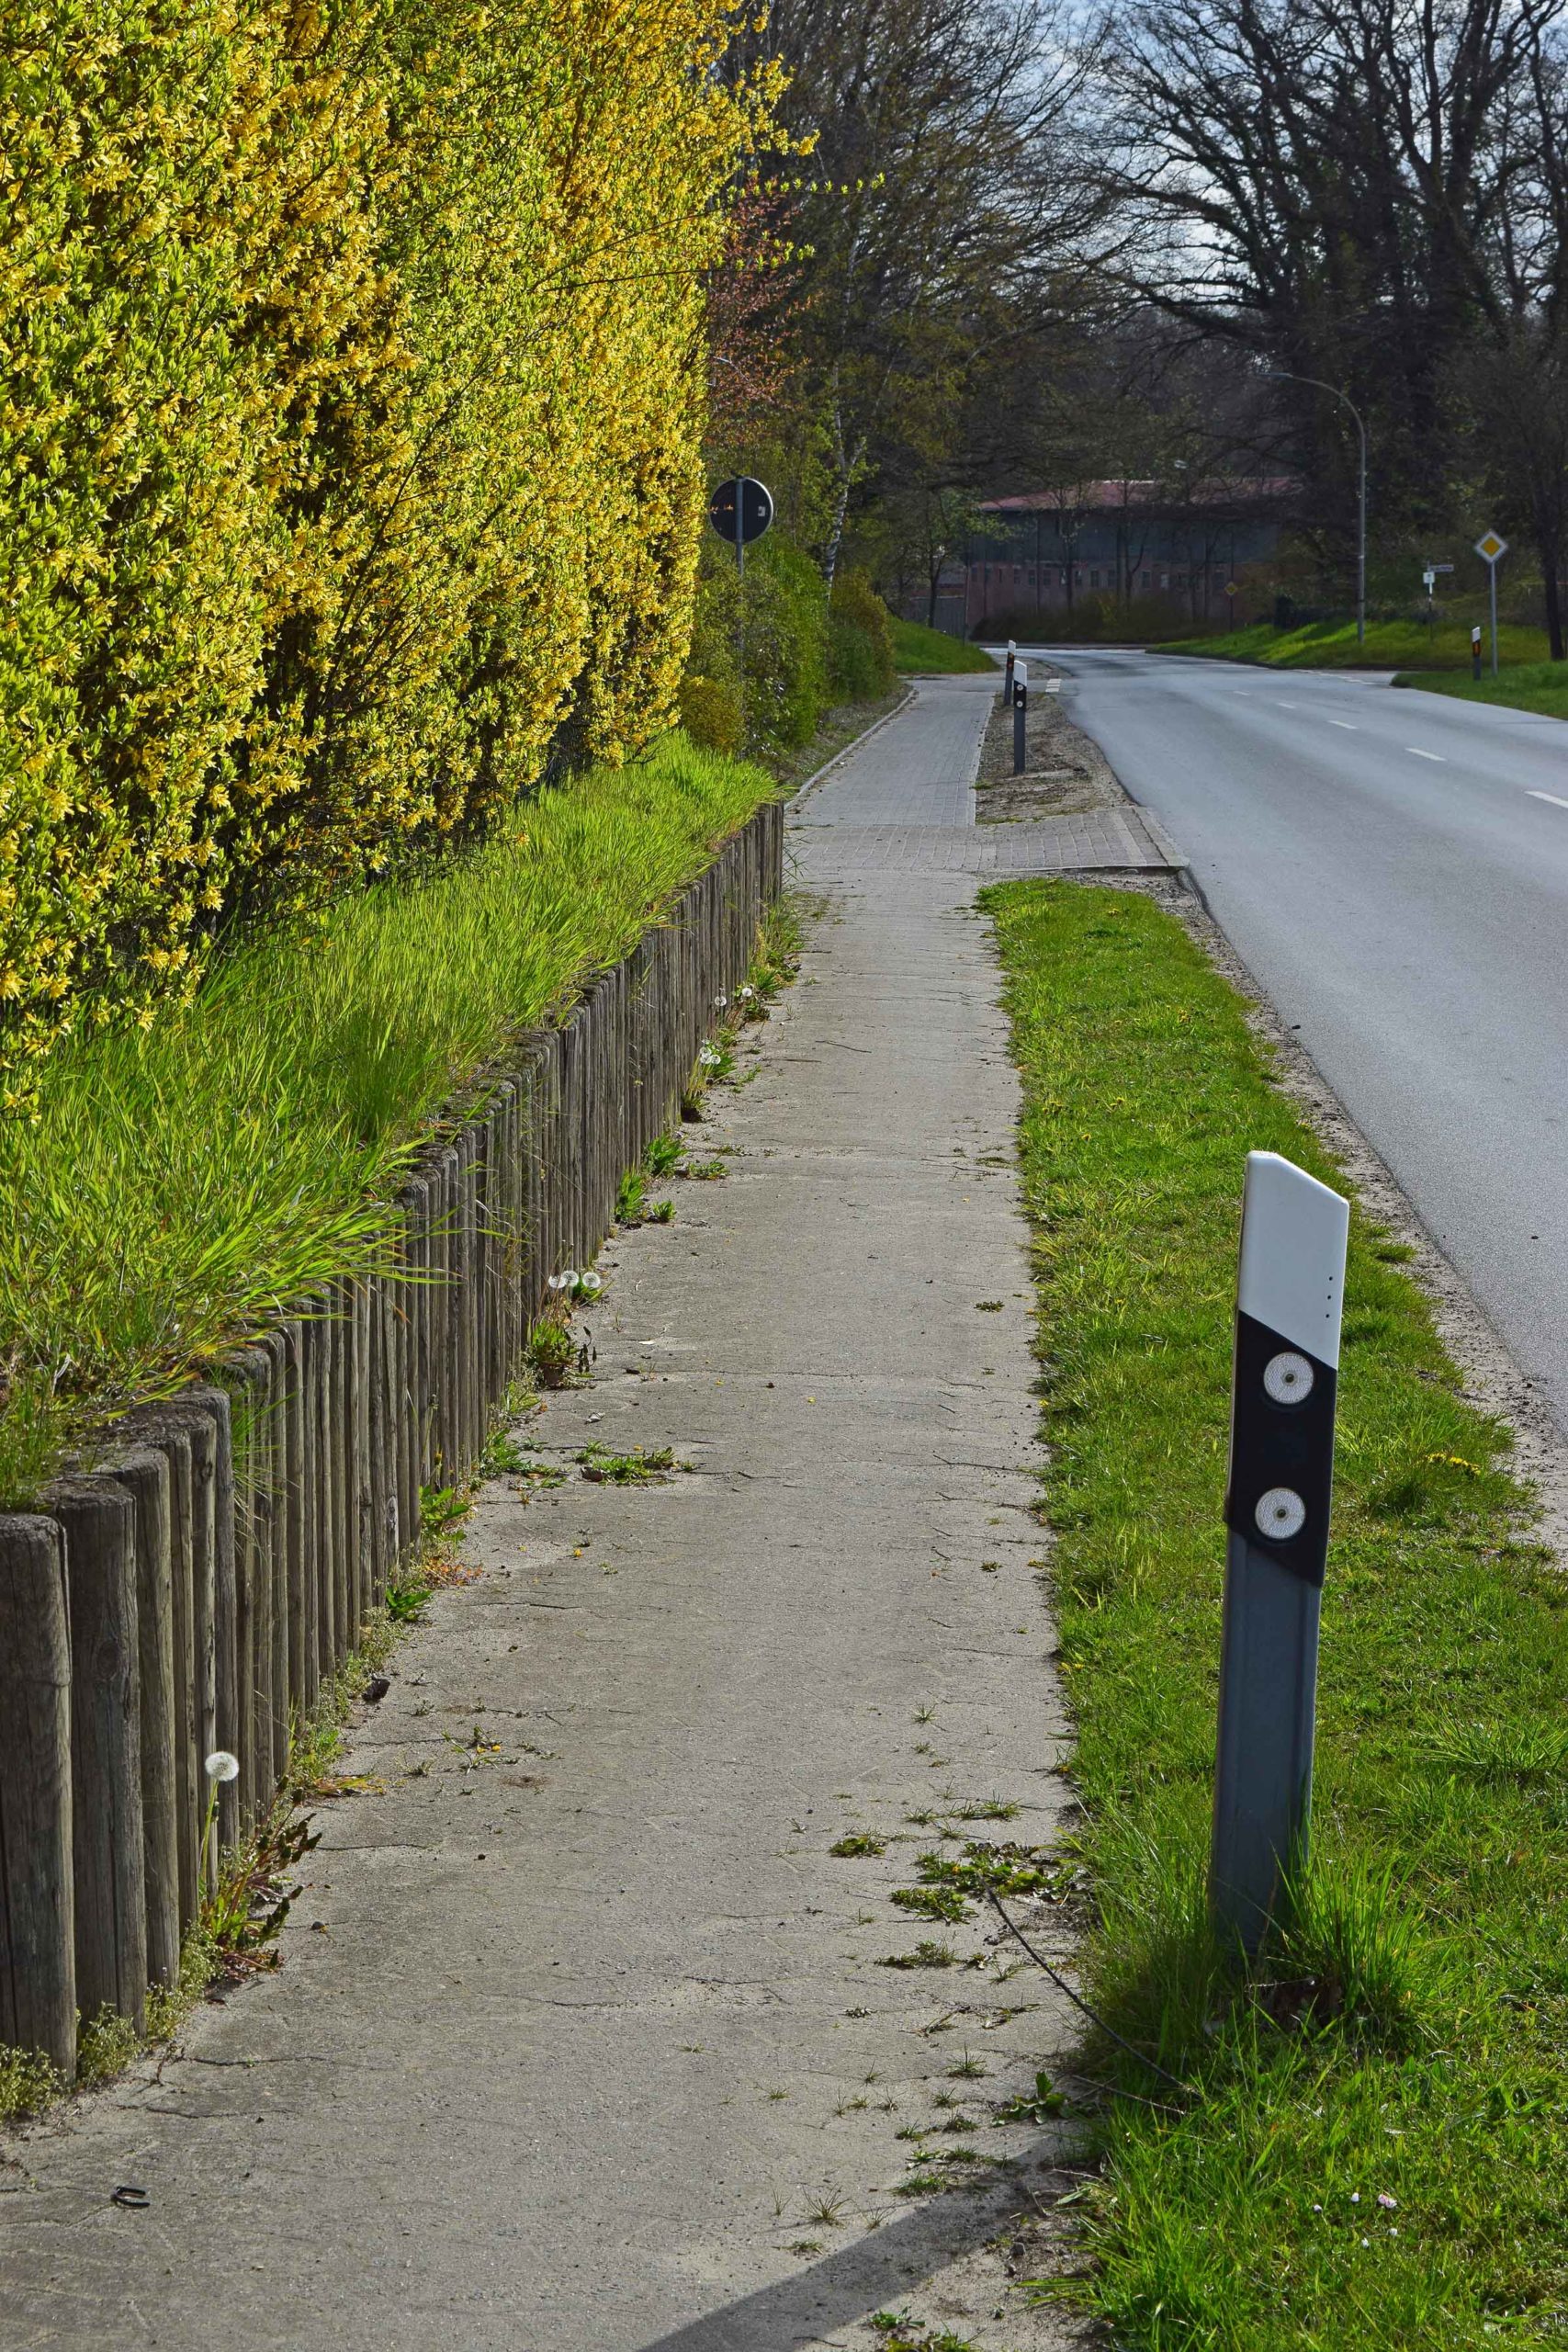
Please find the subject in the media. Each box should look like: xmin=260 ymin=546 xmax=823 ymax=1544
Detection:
xmin=732 ymin=0 xmax=1111 ymax=583
xmin=1100 ymin=0 xmax=1568 ymax=560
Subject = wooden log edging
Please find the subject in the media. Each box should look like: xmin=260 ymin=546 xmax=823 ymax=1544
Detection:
xmin=0 ymin=801 xmax=783 ymax=2071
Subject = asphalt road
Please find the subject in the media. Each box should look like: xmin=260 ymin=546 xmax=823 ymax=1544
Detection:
xmin=1019 ymin=644 xmax=1568 ymax=1434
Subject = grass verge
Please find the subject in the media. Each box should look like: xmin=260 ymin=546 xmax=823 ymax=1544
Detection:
xmin=0 ymin=734 xmax=777 ymax=1504
xmin=984 ymin=877 xmax=1568 ymax=2349
xmin=891 ymin=616 xmax=997 ymax=673
xmin=1393 ymin=659 xmax=1568 ymax=721
xmin=1159 ymin=616 xmax=1552 ymax=671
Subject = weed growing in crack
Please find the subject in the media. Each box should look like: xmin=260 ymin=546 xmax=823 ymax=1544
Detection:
xmin=993 ymin=2067 xmax=1068 ymax=2124
xmin=916 ymin=1840 xmax=1063 ymax=1902
xmin=892 ymin=1885 xmax=968 ymax=1924
xmin=526 ymin=1308 xmax=587 ymax=1388
xmin=829 ymin=1832 xmax=886 ymax=1858
xmin=880 ymin=1939 xmax=958 ymax=1970
xmin=870 ymin=2317 xmax=982 ymax=2351
xmin=476 ymin=1430 xmax=530 ymax=1477
xmin=577 ymin=1443 xmax=685 ymax=1484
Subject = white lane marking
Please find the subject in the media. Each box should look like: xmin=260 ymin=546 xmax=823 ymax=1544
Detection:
xmin=1528 ymin=789 xmax=1568 ymax=810
xmin=1275 ymin=699 xmax=1299 ymax=708
xmin=1327 ymin=719 xmax=1358 ymax=729
xmin=1406 ymin=748 xmax=1444 ymax=762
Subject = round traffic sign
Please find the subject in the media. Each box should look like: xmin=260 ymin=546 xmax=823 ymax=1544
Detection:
xmin=708 ymin=477 xmax=773 ymax=547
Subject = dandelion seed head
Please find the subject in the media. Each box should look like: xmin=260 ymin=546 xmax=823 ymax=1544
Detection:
xmin=205 ymin=1749 xmax=240 ymax=1783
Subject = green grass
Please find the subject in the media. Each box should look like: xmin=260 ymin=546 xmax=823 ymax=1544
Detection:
xmin=984 ymin=879 xmax=1568 ymax=2349
xmin=1160 ymin=616 xmax=1553 ymax=671
xmin=1394 ymin=659 xmax=1568 ymax=721
xmin=890 ymin=616 xmax=997 ymax=673
xmin=0 ymin=735 xmax=776 ymax=1504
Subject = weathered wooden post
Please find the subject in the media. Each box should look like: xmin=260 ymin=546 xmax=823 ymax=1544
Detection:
xmin=46 ymin=1474 xmax=147 ymax=2032
xmin=97 ymin=1443 xmax=180 ymax=1986
xmin=121 ymin=1411 xmax=199 ymax=1934
xmin=0 ymin=1517 xmax=75 ymax=2072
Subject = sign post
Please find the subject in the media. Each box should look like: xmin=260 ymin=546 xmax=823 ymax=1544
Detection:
xmin=707 ymin=478 xmax=774 ymax=726
xmin=1211 ymin=1152 xmax=1348 ymax=1951
xmin=1003 ymin=639 xmax=1017 ymax=707
xmin=1421 ymin=561 xmax=1452 ymax=642
xmin=1474 ymin=530 xmax=1508 ymax=678
xmin=1012 ymin=662 xmax=1028 ymax=775
xmin=1224 ymin=580 xmax=1240 ymax=631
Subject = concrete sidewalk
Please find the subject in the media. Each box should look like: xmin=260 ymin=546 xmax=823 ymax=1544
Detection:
xmin=2 ymin=675 xmax=1092 ymax=2352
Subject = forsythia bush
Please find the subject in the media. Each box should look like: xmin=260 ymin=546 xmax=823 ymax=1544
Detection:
xmin=0 ymin=1 xmax=771 ymax=1095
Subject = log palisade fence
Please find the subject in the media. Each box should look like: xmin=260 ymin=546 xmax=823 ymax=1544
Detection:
xmin=0 ymin=804 xmax=783 ymax=2073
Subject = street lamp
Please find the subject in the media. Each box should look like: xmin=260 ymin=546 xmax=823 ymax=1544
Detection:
xmin=1267 ymin=370 xmax=1368 ymax=648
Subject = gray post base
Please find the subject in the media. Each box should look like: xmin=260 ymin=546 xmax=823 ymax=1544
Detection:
xmin=1210 ymin=1530 xmax=1322 ymax=1951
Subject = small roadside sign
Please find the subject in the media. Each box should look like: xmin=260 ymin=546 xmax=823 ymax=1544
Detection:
xmin=1224 ymin=581 xmax=1239 ymax=598
xmin=708 ymin=477 xmax=773 ymax=550
xmin=1474 ymin=533 xmax=1507 ymax=677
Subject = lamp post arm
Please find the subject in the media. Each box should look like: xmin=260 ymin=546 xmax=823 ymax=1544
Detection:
xmin=1266 ymin=369 xmax=1369 ymax=647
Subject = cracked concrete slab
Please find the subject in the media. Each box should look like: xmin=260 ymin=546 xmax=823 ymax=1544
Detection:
xmin=0 ymin=675 xmax=1089 ymax=2352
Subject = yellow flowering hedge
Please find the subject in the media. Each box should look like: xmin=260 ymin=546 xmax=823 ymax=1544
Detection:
xmin=0 ymin=0 xmax=771 ymax=1093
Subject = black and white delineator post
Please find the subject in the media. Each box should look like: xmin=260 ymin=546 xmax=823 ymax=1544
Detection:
xmin=1210 ymin=1150 xmax=1349 ymax=1951
xmin=1012 ymin=662 xmax=1028 ymax=774
xmin=1003 ymin=639 xmax=1017 ymax=705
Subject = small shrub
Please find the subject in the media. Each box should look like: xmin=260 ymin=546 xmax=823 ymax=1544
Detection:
xmin=678 ymin=674 xmax=744 ymax=753
xmin=829 ymin=566 xmax=897 ymax=696
xmin=742 ymin=534 xmax=830 ymax=750
xmin=828 ymin=617 xmax=886 ymax=701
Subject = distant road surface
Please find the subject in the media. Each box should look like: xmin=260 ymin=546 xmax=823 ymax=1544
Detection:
xmin=1019 ymin=644 xmax=1568 ymax=1433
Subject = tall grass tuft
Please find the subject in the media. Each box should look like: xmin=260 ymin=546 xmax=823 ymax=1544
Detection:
xmin=0 ymin=736 xmax=775 ymax=1502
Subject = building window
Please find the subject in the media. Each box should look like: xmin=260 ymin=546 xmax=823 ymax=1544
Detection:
xmin=1141 ymin=571 xmax=1152 ymax=589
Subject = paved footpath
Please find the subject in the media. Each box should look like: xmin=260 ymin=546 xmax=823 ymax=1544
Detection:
xmin=2 ymin=674 xmax=1122 ymax=2352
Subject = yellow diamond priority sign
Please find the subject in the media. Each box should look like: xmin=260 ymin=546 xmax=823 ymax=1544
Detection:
xmin=1474 ymin=529 xmax=1509 ymax=562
